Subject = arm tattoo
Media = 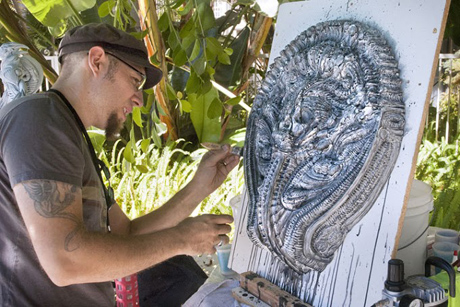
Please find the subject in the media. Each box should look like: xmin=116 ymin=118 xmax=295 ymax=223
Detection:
xmin=22 ymin=180 xmax=83 ymax=252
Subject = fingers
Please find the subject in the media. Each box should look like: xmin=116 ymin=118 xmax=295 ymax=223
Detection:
xmin=203 ymin=213 xmax=233 ymax=224
xmin=214 ymin=223 xmax=232 ymax=235
xmin=202 ymin=144 xmax=232 ymax=166
xmin=220 ymin=155 xmax=240 ymax=171
xmin=214 ymin=234 xmax=230 ymax=247
xmin=200 ymin=214 xmax=232 ymax=236
xmin=202 ymin=144 xmax=241 ymax=170
xmin=180 ymin=214 xmax=234 ymax=255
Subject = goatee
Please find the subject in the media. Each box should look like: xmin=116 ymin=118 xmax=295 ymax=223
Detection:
xmin=105 ymin=112 xmax=123 ymax=141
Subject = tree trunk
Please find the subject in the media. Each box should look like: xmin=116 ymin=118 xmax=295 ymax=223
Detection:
xmin=137 ymin=0 xmax=178 ymax=141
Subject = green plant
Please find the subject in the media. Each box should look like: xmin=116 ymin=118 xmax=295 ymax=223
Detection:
xmin=417 ymin=50 xmax=460 ymax=229
xmin=98 ymin=139 xmax=244 ymax=219
xmin=416 ymin=137 xmax=460 ymax=194
xmin=416 ymin=136 xmax=460 ymax=229
xmin=158 ymin=0 xmax=254 ymax=143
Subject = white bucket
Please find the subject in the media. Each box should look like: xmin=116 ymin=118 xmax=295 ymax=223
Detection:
xmin=396 ymin=180 xmax=434 ymax=277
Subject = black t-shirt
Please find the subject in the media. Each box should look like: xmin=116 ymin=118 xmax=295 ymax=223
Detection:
xmin=0 ymin=92 xmax=114 ymax=306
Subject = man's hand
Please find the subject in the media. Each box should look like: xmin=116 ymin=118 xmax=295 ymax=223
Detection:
xmin=176 ymin=214 xmax=233 ymax=255
xmin=190 ymin=144 xmax=240 ymax=197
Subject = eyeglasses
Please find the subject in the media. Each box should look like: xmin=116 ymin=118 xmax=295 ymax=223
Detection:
xmin=105 ymin=51 xmax=146 ymax=91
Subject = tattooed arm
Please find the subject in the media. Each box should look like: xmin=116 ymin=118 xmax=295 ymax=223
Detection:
xmin=13 ymin=179 xmax=233 ymax=286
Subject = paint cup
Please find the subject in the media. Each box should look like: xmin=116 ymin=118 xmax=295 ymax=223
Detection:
xmin=432 ymin=242 xmax=459 ymax=266
xmin=216 ymin=244 xmax=233 ymax=275
xmin=435 ymin=229 xmax=459 ymax=245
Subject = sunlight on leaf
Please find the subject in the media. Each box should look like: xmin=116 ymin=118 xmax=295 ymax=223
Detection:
xmin=135 ymin=165 xmax=149 ymax=173
xmin=181 ymin=99 xmax=192 ymax=113
xmin=98 ymin=0 xmax=114 ymax=18
xmin=140 ymin=139 xmax=150 ymax=153
xmin=226 ymin=96 xmax=242 ymax=106
xmin=124 ymin=141 xmax=135 ymax=163
xmin=132 ymin=107 xmax=143 ymax=128
xmin=22 ymin=0 xmax=96 ymax=27
xmin=218 ymin=52 xmax=231 ymax=65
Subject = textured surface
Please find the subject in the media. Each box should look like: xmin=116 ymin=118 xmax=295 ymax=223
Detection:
xmin=245 ymin=20 xmax=405 ymax=273
xmin=0 ymin=42 xmax=43 ymax=108
xmin=230 ymin=1 xmax=449 ymax=305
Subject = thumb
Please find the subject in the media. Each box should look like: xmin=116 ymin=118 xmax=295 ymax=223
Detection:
xmin=203 ymin=144 xmax=231 ymax=165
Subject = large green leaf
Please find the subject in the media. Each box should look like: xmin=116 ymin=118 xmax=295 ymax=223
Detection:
xmin=195 ymin=2 xmax=215 ymax=32
xmin=97 ymin=0 xmax=114 ymax=18
xmin=171 ymin=66 xmax=189 ymax=92
xmin=190 ymin=40 xmax=201 ymax=62
xmin=172 ymin=47 xmax=187 ymax=67
xmin=158 ymin=12 xmax=169 ymax=32
xmin=22 ymin=0 xmax=96 ymax=27
xmin=207 ymin=98 xmax=222 ymax=119
xmin=214 ymin=27 xmax=250 ymax=87
xmin=179 ymin=17 xmax=194 ymax=38
xmin=190 ymin=89 xmax=221 ymax=143
xmin=186 ymin=71 xmax=201 ymax=94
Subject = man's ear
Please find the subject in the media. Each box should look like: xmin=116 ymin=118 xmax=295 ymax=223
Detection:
xmin=87 ymin=46 xmax=107 ymax=77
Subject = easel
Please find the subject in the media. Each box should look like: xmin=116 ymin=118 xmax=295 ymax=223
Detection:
xmin=229 ymin=0 xmax=451 ymax=306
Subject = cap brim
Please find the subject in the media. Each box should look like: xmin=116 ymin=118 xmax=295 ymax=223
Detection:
xmin=144 ymin=65 xmax=163 ymax=88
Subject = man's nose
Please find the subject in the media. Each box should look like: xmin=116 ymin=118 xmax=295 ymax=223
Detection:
xmin=133 ymin=91 xmax=143 ymax=106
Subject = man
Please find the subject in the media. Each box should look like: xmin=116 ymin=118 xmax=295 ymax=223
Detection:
xmin=0 ymin=23 xmax=239 ymax=306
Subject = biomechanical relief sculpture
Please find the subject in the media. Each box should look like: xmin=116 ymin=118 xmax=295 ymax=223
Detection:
xmin=0 ymin=42 xmax=43 ymax=109
xmin=245 ymin=20 xmax=405 ymax=273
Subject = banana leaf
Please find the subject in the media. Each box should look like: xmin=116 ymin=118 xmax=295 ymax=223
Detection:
xmin=22 ymin=0 xmax=96 ymax=27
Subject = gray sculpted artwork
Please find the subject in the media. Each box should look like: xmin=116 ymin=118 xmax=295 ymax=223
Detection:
xmin=0 ymin=42 xmax=43 ymax=109
xmin=245 ymin=20 xmax=405 ymax=273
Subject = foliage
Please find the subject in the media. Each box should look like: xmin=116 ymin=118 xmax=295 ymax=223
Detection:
xmin=104 ymin=0 xmax=274 ymax=180
xmin=416 ymin=137 xmax=460 ymax=196
xmin=0 ymin=0 xmax=253 ymax=221
xmin=445 ymin=0 xmax=460 ymax=46
xmin=21 ymin=0 xmax=96 ymax=35
xmin=8 ymin=0 xmax=460 ymax=230
xmin=0 ymin=1 xmax=58 ymax=82
xmin=97 ymin=138 xmax=244 ymax=219
xmin=438 ymin=56 xmax=460 ymax=141
xmin=158 ymin=0 xmax=254 ymax=144
xmin=416 ymin=135 xmax=460 ymax=230
xmin=415 ymin=46 xmax=460 ymax=230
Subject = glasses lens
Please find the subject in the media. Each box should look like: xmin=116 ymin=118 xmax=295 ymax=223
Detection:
xmin=137 ymin=75 xmax=147 ymax=91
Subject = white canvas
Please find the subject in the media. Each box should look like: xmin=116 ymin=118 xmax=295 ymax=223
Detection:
xmin=229 ymin=0 xmax=450 ymax=306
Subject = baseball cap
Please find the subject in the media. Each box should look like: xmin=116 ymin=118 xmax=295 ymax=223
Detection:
xmin=58 ymin=23 xmax=162 ymax=89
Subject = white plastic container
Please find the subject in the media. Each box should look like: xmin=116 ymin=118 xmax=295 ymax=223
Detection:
xmin=396 ymin=180 xmax=434 ymax=277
